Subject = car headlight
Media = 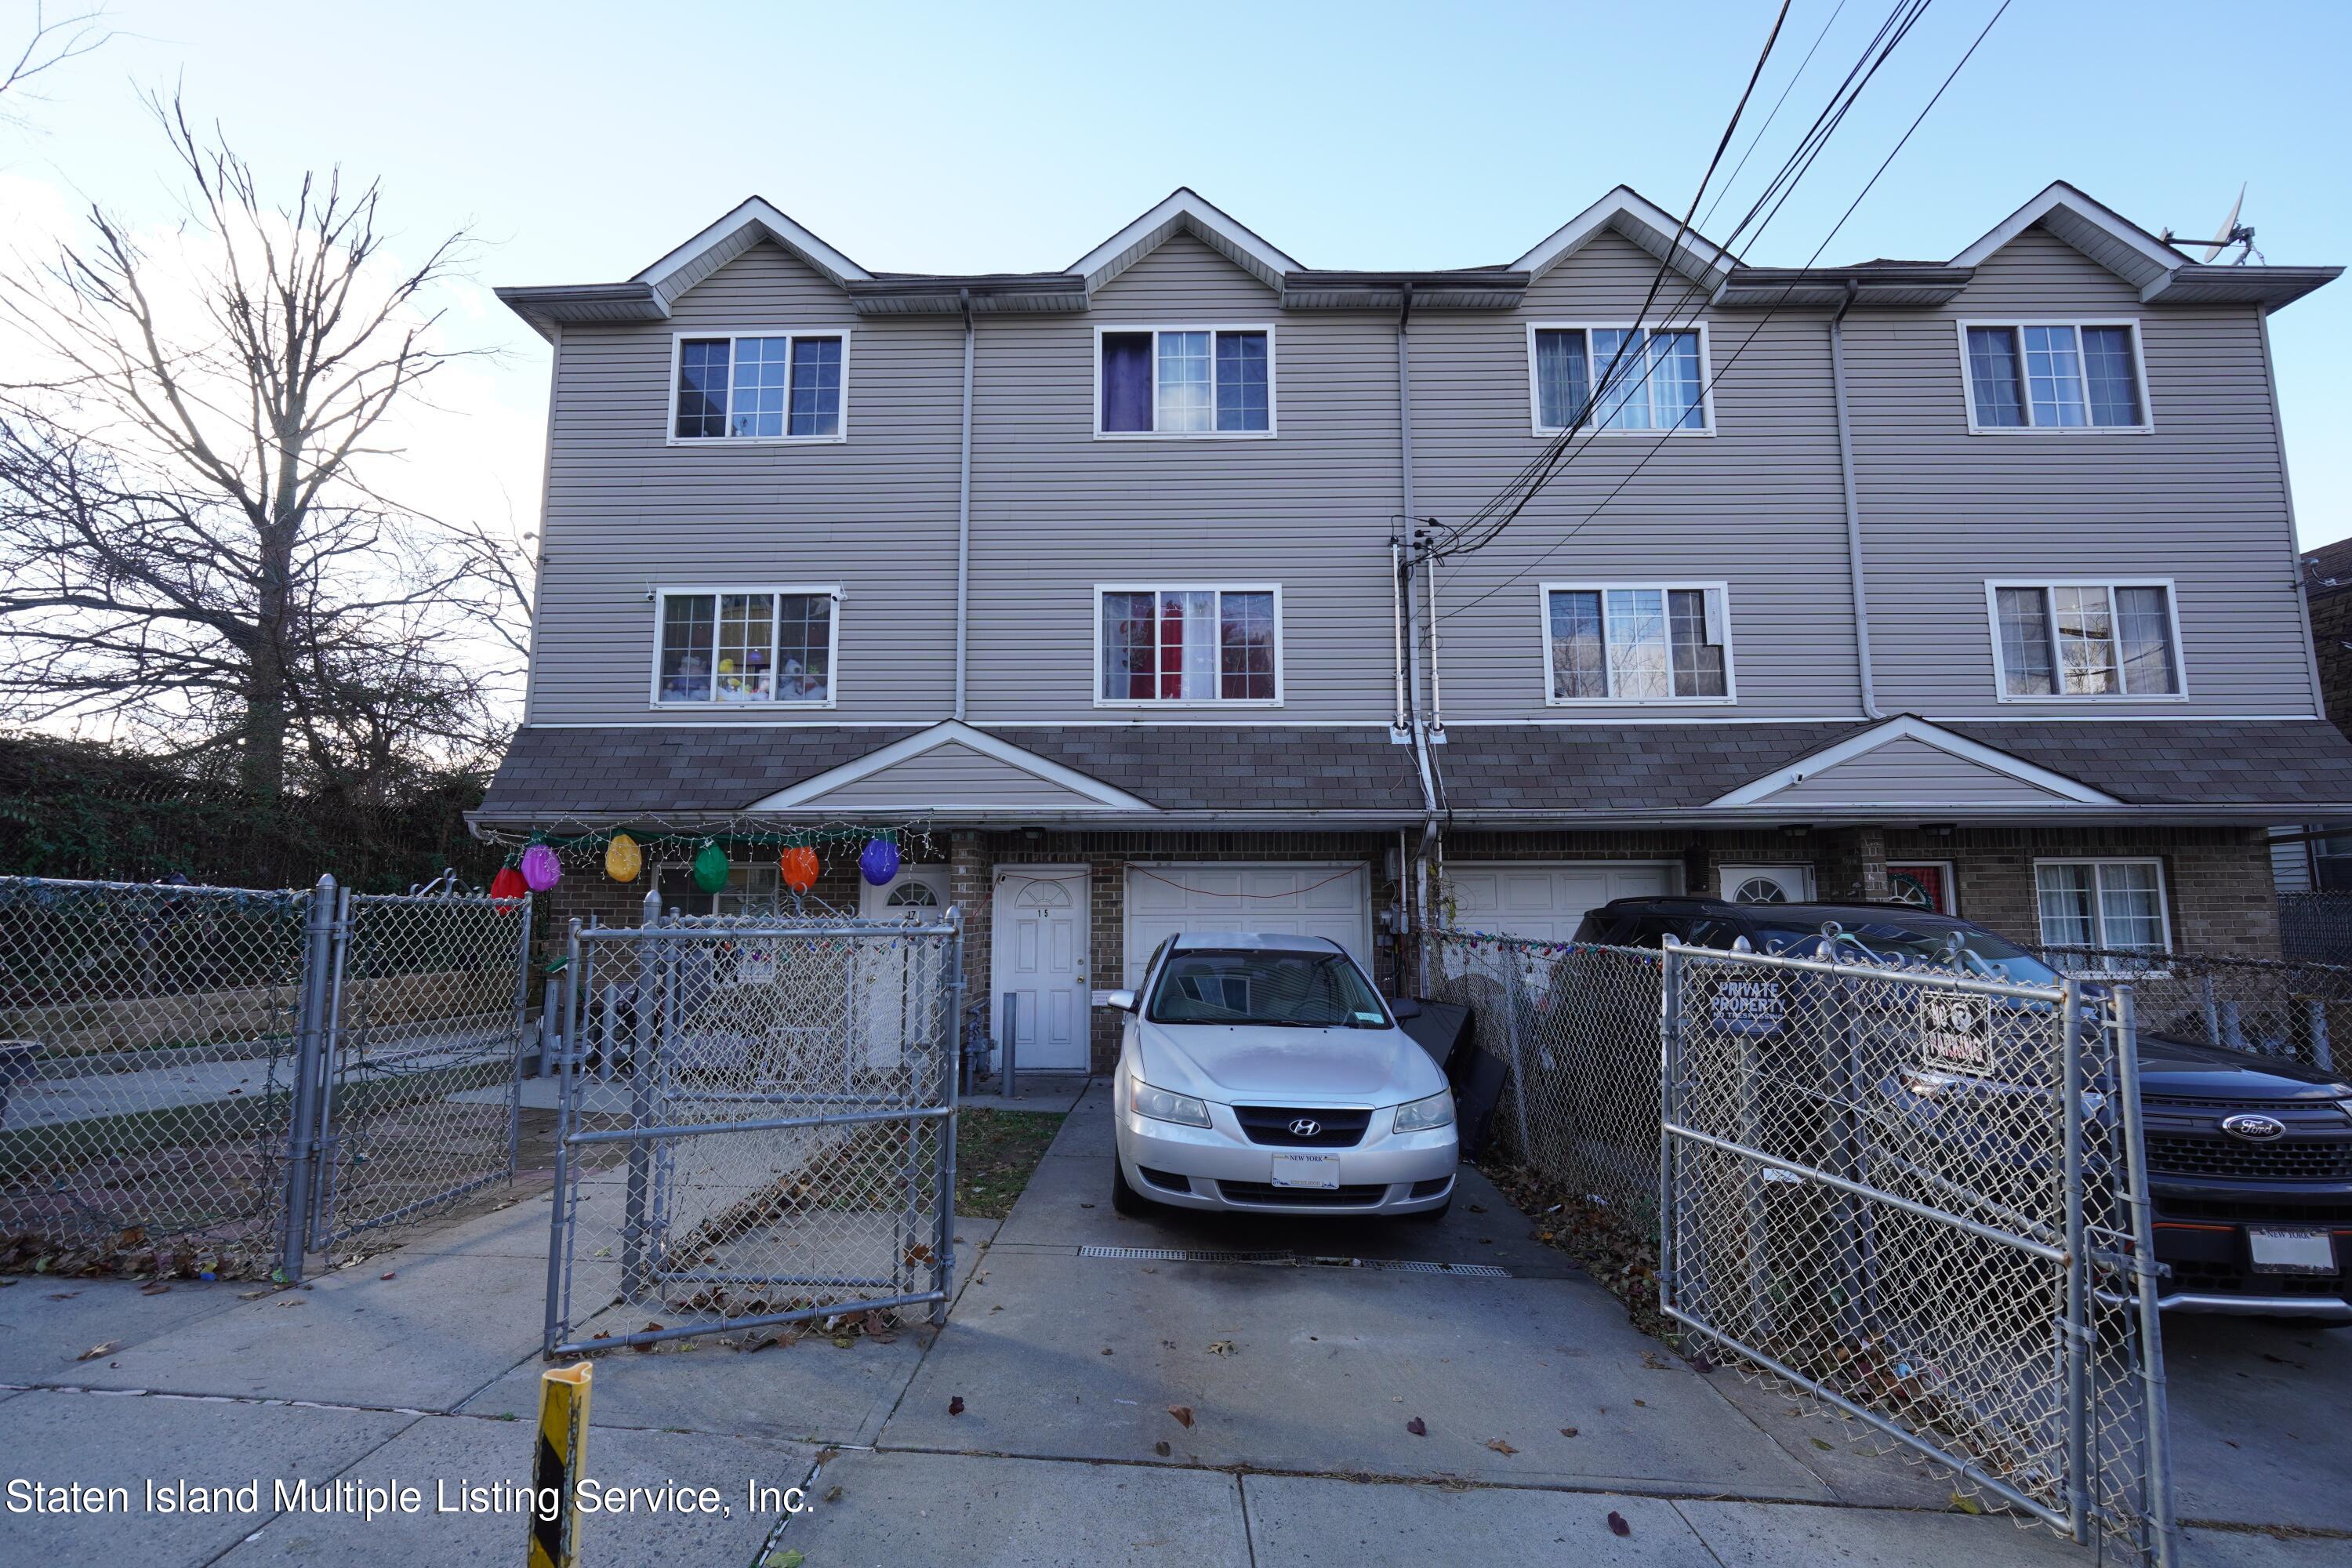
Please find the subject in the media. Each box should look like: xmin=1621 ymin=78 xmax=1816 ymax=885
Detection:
xmin=1133 ymin=1081 xmax=1211 ymax=1128
xmin=1392 ymin=1091 xmax=1455 ymax=1134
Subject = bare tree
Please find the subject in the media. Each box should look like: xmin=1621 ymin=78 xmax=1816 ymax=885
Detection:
xmin=2 ymin=5 xmax=111 ymax=122
xmin=0 ymin=94 xmax=498 ymax=799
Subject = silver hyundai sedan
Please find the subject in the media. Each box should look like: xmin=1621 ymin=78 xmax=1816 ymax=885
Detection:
xmin=1098 ymin=932 xmax=1458 ymax=1218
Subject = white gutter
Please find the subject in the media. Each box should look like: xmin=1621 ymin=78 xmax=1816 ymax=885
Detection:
xmin=955 ymin=289 xmax=975 ymax=721
xmin=1829 ymin=290 xmax=1882 ymax=720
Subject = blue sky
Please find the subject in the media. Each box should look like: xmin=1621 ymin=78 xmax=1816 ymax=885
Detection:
xmin=8 ymin=0 xmax=2349 ymax=545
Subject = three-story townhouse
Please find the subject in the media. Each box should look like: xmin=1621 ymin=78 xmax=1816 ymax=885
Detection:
xmin=481 ymin=183 xmax=2352 ymax=1069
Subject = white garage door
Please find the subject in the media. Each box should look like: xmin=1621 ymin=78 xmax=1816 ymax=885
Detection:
xmin=1445 ymin=862 xmax=1680 ymax=944
xmin=1123 ymin=863 xmax=1374 ymax=985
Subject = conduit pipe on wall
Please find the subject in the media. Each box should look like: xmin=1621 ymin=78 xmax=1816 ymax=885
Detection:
xmin=1829 ymin=285 xmax=1882 ymax=720
xmin=955 ymin=288 xmax=975 ymax=721
xmin=1396 ymin=283 xmax=1443 ymax=988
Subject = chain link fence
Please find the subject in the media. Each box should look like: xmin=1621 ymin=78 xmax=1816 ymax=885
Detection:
xmin=2030 ymin=942 xmax=2347 ymax=1074
xmin=545 ymin=904 xmax=961 ymax=1357
xmin=0 ymin=874 xmax=530 ymax=1281
xmin=2278 ymin=891 xmax=2352 ymax=967
xmin=1661 ymin=944 xmax=2172 ymax=1563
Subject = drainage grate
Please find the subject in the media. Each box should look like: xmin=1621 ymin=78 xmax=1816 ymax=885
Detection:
xmin=1077 ymin=1244 xmax=1510 ymax=1278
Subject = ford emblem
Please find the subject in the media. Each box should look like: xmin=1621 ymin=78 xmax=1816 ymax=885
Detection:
xmin=2220 ymin=1112 xmax=2286 ymax=1142
xmin=1288 ymin=1118 xmax=1322 ymax=1138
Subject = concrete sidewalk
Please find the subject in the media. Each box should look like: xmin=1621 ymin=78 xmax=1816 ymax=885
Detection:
xmin=2 ymin=1076 xmax=2341 ymax=1566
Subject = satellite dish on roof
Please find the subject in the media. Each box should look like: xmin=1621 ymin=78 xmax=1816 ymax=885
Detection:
xmin=2162 ymin=184 xmax=2262 ymax=265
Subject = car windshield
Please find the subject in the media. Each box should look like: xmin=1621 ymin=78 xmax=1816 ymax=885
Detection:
xmin=1147 ymin=949 xmax=1392 ymax=1029
xmin=1746 ymin=920 xmax=2063 ymax=986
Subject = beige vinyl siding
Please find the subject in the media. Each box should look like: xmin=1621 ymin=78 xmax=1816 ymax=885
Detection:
xmin=1762 ymin=738 xmax=2070 ymax=806
xmin=964 ymin=234 xmax=1401 ymax=724
xmin=804 ymin=742 xmax=1106 ymax=808
xmin=1846 ymin=228 xmax=2316 ymax=719
xmin=530 ymin=241 xmax=963 ymax=725
xmin=1411 ymin=230 xmax=1860 ymax=721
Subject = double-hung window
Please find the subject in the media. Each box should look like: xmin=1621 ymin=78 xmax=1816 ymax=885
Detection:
xmin=1541 ymin=583 xmax=1733 ymax=702
xmin=2034 ymin=859 xmax=2169 ymax=959
xmin=1988 ymin=582 xmax=2182 ymax=699
xmin=1098 ymin=586 xmax=1279 ymax=704
xmin=1961 ymin=321 xmax=2147 ymax=432
xmin=1098 ymin=328 xmax=1272 ymax=436
xmin=673 ymin=332 xmax=848 ymax=441
xmin=1529 ymin=325 xmax=1710 ymax=434
xmin=654 ymin=588 xmax=837 ymax=706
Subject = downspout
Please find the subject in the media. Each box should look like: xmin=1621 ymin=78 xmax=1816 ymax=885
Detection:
xmin=1828 ymin=286 xmax=1883 ymax=720
xmin=1396 ymin=282 xmax=1443 ymax=988
xmin=954 ymin=288 xmax=975 ymax=721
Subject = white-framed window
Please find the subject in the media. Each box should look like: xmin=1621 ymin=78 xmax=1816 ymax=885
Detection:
xmin=657 ymin=859 xmax=781 ymax=916
xmin=1958 ymin=321 xmax=2150 ymax=434
xmin=1096 ymin=325 xmax=1274 ymax=437
xmin=670 ymin=331 xmax=849 ymax=442
xmin=1095 ymin=586 xmax=1281 ymax=706
xmin=1539 ymin=582 xmax=1734 ymax=704
xmin=652 ymin=586 xmax=838 ymax=706
xmin=2033 ymin=858 xmax=2170 ymax=957
xmin=1985 ymin=581 xmax=2184 ymax=701
xmin=1526 ymin=323 xmax=1713 ymax=435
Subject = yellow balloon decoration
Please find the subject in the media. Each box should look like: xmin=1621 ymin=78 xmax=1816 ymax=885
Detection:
xmin=604 ymin=833 xmax=643 ymax=884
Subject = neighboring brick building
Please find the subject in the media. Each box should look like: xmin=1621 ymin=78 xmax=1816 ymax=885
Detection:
xmin=2274 ymin=538 xmax=2352 ymax=895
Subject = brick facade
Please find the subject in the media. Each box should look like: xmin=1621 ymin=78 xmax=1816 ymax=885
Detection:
xmin=535 ymin=821 xmax=2281 ymax=1073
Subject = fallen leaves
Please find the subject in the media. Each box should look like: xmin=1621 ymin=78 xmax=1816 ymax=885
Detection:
xmin=1486 ymin=1438 xmax=1518 ymax=1455
xmin=763 ymin=1550 xmax=805 ymax=1568
xmin=1950 ymin=1492 xmax=1984 ymax=1516
xmin=949 ymin=1396 xmax=966 ymax=1416
xmin=1406 ymin=1417 xmax=1428 ymax=1436
xmin=1606 ymin=1511 xmax=1632 ymax=1537
xmin=1559 ymin=1427 xmax=1579 ymax=1439
xmin=77 ymin=1341 xmax=120 ymax=1361
xmin=379 ymin=1270 xmax=397 ymax=1281
xmin=1206 ymin=1339 xmax=1236 ymax=1356
xmin=1153 ymin=1440 xmax=1171 ymax=1457
xmin=632 ymin=1322 xmax=665 ymax=1352
xmin=139 ymin=1281 xmax=171 ymax=1296
xmin=1167 ymin=1405 xmax=1195 ymax=1429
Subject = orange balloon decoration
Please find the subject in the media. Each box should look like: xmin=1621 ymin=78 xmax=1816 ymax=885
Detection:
xmin=779 ymin=845 xmax=820 ymax=894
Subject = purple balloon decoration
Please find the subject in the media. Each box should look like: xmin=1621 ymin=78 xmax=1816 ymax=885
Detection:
xmin=519 ymin=843 xmax=562 ymax=892
xmin=858 ymin=837 xmax=900 ymax=887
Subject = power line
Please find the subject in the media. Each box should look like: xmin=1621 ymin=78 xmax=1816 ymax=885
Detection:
xmin=1436 ymin=0 xmax=2013 ymax=624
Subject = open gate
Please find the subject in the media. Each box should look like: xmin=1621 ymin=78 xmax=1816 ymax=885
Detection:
xmin=543 ymin=902 xmax=962 ymax=1356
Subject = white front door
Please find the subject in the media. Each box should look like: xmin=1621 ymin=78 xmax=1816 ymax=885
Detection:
xmin=992 ymin=867 xmax=1090 ymax=1071
xmin=857 ymin=866 xmax=950 ymax=1069
xmin=1445 ymin=862 xmax=1680 ymax=944
xmin=1720 ymin=863 xmax=1815 ymax=905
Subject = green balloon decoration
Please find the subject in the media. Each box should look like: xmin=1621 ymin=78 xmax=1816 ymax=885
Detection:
xmin=691 ymin=841 xmax=730 ymax=895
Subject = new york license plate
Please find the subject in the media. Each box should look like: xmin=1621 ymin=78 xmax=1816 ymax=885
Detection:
xmin=1269 ymin=1153 xmax=1341 ymax=1189
xmin=2247 ymin=1226 xmax=2337 ymax=1276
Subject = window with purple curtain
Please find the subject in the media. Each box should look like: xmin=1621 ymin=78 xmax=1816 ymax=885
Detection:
xmin=1102 ymin=333 xmax=1154 ymax=433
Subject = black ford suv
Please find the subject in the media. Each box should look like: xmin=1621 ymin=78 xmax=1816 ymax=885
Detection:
xmin=1578 ymin=895 xmax=2352 ymax=1323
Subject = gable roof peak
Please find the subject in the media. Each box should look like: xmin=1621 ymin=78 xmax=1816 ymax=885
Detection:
xmin=1069 ymin=187 xmax=1301 ymax=295
xmin=1512 ymin=186 xmax=1738 ymax=287
xmin=632 ymin=195 xmax=872 ymax=304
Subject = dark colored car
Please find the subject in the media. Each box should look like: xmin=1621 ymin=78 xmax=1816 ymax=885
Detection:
xmin=1577 ymin=895 xmax=2352 ymax=1323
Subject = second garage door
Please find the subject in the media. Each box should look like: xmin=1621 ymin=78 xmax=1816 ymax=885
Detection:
xmin=1445 ymin=862 xmax=1680 ymax=944
xmin=1123 ymin=863 xmax=1374 ymax=986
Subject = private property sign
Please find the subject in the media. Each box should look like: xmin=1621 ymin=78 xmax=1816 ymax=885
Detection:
xmin=1705 ymin=973 xmax=1784 ymax=1036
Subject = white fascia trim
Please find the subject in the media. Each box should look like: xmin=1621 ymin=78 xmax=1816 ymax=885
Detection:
xmin=1949 ymin=182 xmax=2181 ymax=287
xmin=1512 ymin=186 xmax=1737 ymax=286
xmin=748 ymin=720 xmax=1157 ymax=812
xmin=1707 ymin=715 xmax=2118 ymax=808
xmin=636 ymin=197 xmax=872 ymax=301
xmin=1070 ymin=188 xmax=1301 ymax=295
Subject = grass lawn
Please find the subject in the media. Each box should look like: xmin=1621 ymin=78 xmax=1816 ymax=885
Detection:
xmin=956 ymin=1108 xmax=1065 ymax=1218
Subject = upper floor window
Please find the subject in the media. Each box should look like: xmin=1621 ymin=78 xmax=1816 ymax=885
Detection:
xmin=1541 ymin=583 xmax=1733 ymax=703
xmin=1098 ymin=328 xmax=1272 ymax=437
xmin=1529 ymin=325 xmax=1710 ymax=434
xmin=1987 ymin=581 xmax=2182 ymax=700
xmin=654 ymin=587 xmax=837 ymax=706
xmin=673 ymin=332 xmax=847 ymax=441
xmin=1960 ymin=321 xmax=2147 ymax=433
xmin=1097 ymin=586 xmax=1279 ymax=704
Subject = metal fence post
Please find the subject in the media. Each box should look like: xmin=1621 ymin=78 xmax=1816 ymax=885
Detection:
xmin=508 ymin=892 xmax=535 ymax=1177
xmin=307 ymin=880 xmax=353 ymax=1251
xmin=2111 ymin=986 xmax=2181 ymax=1568
xmin=621 ymin=889 xmax=662 ymax=1301
xmin=2198 ymin=972 xmax=2221 ymax=1046
xmin=279 ymin=875 xmax=338 ymax=1283
xmin=934 ymin=917 xmax=964 ymax=1325
xmin=2058 ymin=979 xmax=2091 ymax=1543
xmin=1656 ymin=940 xmax=1682 ymax=1317
xmin=1498 ymin=956 xmax=1534 ymax=1160
xmin=2307 ymin=996 xmax=2335 ymax=1075
xmin=543 ymin=920 xmax=583 ymax=1358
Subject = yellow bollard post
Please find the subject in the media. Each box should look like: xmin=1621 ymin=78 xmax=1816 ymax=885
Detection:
xmin=528 ymin=1363 xmax=592 ymax=1568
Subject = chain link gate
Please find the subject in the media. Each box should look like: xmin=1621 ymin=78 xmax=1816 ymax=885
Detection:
xmin=1658 ymin=939 xmax=2176 ymax=1565
xmin=304 ymin=888 xmax=535 ymax=1250
xmin=543 ymin=901 xmax=962 ymax=1357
